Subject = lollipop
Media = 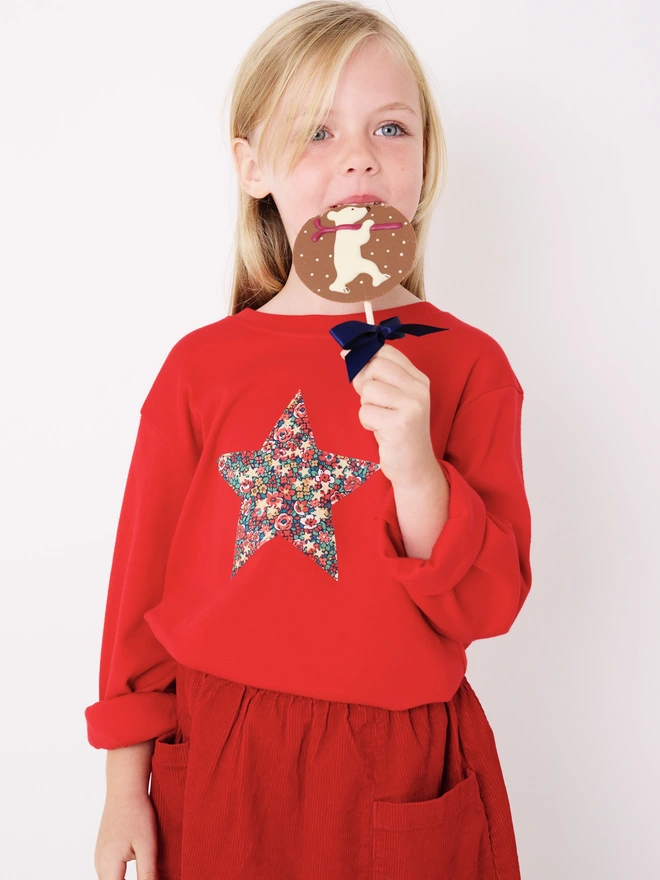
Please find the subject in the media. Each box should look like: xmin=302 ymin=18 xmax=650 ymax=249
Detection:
xmin=293 ymin=202 xmax=449 ymax=381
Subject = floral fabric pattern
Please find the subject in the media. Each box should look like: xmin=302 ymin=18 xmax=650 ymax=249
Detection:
xmin=216 ymin=389 xmax=380 ymax=580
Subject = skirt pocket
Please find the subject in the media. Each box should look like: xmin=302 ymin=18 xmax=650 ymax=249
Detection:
xmin=372 ymin=767 xmax=497 ymax=880
xmin=149 ymin=731 xmax=190 ymax=880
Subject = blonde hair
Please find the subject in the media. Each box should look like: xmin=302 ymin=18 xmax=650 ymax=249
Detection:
xmin=223 ymin=0 xmax=447 ymax=314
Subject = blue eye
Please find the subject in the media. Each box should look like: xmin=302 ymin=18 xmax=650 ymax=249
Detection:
xmin=377 ymin=122 xmax=410 ymax=138
xmin=310 ymin=121 xmax=410 ymax=142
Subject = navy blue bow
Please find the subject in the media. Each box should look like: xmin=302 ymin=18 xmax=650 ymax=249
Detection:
xmin=329 ymin=315 xmax=450 ymax=382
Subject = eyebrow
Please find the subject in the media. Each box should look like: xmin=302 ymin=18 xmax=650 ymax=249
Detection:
xmin=293 ymin=101 xmax=418 ymax=120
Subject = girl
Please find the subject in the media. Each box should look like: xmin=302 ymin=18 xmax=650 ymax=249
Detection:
xmin=86 ymin=3 xmax=532 ymax=879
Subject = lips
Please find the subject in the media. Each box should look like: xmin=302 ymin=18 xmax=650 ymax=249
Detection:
xmin=328 ymin=194 xmax=384 ymax=209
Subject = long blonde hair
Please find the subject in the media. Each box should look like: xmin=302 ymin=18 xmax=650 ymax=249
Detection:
xmin=223 ymin=0 xmax=447 ymax=315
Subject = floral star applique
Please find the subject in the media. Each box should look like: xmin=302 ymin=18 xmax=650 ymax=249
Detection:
xmin=216 ymin=389 xmax=380 ymax=580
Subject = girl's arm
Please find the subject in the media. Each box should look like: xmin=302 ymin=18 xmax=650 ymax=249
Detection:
xmin=93 ymin=740 xmax=158 ymax=879
xmin=105 ymin=740 xmax=155 ymax=801
xmin=85 ymin=339 xmax=200 ymax=751
xmin=376 ymin=383 xmax=532 ymax=646
xmin=347 ymin=338 xmax=531 ymax=646
xmin=390 ymin=458 xmax=450 ymax=561
xmin=85 ymin=414 xmax=192 ymax=750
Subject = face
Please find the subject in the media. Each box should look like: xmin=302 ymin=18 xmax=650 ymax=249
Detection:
xmin=233 ymin=37 xmax=424 ymax=250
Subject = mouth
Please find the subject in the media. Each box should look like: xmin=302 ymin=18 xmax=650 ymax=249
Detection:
xmin=327 ymin=196 xmax=385 ymax=210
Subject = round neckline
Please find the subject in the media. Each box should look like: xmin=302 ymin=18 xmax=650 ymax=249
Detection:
xmin=233 ymin=299 xmax=438 ymax=338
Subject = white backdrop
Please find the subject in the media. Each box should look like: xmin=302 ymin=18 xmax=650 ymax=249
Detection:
xmin=1 ymin=1 xmax=657 ymax=877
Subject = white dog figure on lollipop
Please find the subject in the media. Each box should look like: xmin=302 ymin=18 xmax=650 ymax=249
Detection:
xmin=326 ymin=205 xmax=391 ymax=294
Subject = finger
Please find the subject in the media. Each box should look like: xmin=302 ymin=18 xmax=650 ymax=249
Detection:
xmin=371 ymin=342 xmax=430 ymax=384
xmin=136 ymin=843 xmax=159 ymax=880
xmin=338 ymin=346 xmax=393 ymax=392
xmin=95 ymin=855 xmax=130 ymax=880
xmin=354 ymin=348 xmax=425 ymax=397
xmin=359 ymin=375 xmax=409 ymax=411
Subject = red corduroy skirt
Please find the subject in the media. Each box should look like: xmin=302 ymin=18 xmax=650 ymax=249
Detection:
xmin=149 ymin=662 xmax=521 ymax=880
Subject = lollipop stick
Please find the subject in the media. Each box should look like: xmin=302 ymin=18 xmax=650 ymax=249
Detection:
xmin=364 ymin=299 xmax=374 ymax=325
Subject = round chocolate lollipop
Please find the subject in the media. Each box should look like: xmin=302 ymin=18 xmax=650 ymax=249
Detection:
xmin=293 ymin=202 xmax=449 ymax=382
xmin=293 ymin=202 xmax=415 ymax=322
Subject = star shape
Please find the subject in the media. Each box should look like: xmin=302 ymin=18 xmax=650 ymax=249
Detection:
xmin=216 ymin=389 xmax=380 ymax=580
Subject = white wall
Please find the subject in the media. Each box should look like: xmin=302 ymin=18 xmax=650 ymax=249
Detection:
xmin=1 ymin=1 xmax=657 ymax=877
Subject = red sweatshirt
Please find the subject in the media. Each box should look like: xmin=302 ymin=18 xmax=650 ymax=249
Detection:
xmin=84 ymin=299 xmax=532 ymax=750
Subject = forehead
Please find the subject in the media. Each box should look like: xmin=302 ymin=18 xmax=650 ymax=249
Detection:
xmin=293 ymin=101 xmax=419 ymax=121
xmin=285 ymin=40 xmax=420 ymax=119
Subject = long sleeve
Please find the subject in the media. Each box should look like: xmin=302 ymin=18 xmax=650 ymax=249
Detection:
xmin=84 ymin=331 xmax=204 ymax=748
xmin=373 ymin=384 xmax=532 ymax=647
xmin=84 ymin=415 xmax=197 ymax=749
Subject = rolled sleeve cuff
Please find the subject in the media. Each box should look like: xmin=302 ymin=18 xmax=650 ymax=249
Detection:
xmin=373 ymin=459 xmax=487 ymax=597
xmin=85 ymin=690 xmax=178 ymax=750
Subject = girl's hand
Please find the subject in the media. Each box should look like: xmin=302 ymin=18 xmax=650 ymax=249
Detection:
xmin=94 ymin=790 xmax=158 ymax=880
xmin=343 ymin=343 xmax=438 ymax=486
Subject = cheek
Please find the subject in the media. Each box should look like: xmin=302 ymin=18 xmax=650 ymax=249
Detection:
xmin=290 ymin=166 xmax=329 ymax=213
xmin=293 ymin=154 xmax=327 ymax=187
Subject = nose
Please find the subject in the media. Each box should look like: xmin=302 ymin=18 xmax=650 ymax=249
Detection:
xmin=337 ymin=133 xmax=380 ymax=174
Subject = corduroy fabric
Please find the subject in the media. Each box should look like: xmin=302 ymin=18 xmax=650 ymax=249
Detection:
xmin=148 ymin=662 xmax=521 ymax=880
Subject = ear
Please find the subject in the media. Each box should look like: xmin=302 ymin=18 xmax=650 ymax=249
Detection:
xmin=232 ymin=137 xmax=270 ymax=200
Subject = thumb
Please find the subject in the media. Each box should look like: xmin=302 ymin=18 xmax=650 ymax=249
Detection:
xmin=135 ymin=844 xmax=159 ymax=880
